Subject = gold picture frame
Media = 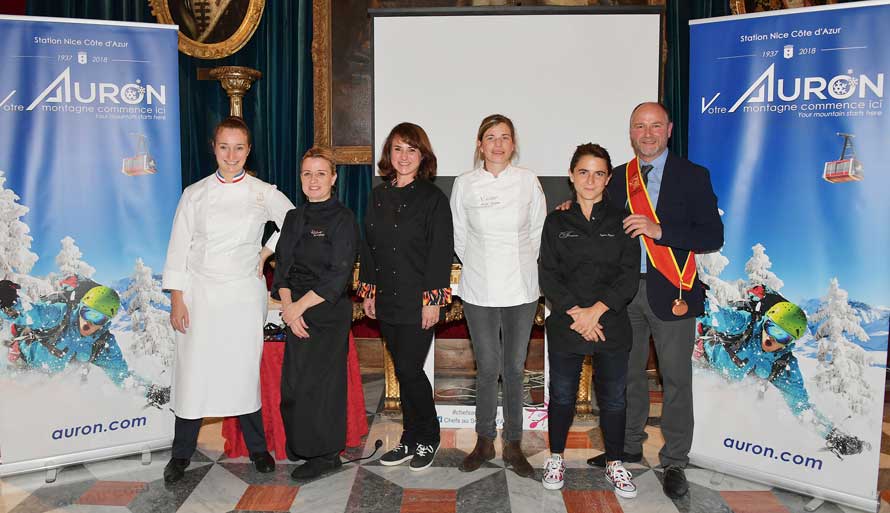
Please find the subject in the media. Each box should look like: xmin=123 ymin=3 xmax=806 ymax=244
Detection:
xmin=148 ymin=0 xmax=266 ymax=60
xmin=312 ymin=0 xmax=373 ymax=165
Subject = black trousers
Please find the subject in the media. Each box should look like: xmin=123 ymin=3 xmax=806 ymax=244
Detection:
xmin=379 ymin=321 xmax=440 ymax=446
xmin=172 ymin=409 xmax=267 ymax=459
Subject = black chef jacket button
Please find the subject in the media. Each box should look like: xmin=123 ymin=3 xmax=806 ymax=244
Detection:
xmin=394 ymin=224 xmax=398 ymax=228
xmin=392 ymin=247 xmax=396 ymax=251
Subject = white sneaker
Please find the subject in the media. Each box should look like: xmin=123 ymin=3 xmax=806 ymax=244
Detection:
xmin=605 ymin=460 xmax=637 ymax=498
xmin=542 ymin=455 xmax=565 ymax=490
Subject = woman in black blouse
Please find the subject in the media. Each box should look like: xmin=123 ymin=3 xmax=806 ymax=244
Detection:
xmin=272 ymin=146 xmax=359 ymax=480
xmin=539 ymin=143 xmax=640 ymax=497
xmin=358 ymin=122 xmax=453 ymax=471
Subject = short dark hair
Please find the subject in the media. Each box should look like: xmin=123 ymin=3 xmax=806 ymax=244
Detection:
xmin=377 ymin=122 xmax=437 ymax=180
xmin=213 ymin=116 xmax=251 ymax=146
xmin=568 ymin=143 xmax=613 ymax=198
xmin=630 ymin=102 xmax=672 ymax=123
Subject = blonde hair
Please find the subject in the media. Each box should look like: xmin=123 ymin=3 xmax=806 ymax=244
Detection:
xmin=301 ymin=146 xmax=337 ymax=173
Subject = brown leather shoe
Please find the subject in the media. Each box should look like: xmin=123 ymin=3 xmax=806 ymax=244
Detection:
xmin=459 ymin=435 xmax=495 ymax=472
xmin=502 ymin=440 xmax=534 ymax=478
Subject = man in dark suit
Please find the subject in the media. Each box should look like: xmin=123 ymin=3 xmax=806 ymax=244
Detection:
xmin=587 ymin=102 xmax=723 ymax=499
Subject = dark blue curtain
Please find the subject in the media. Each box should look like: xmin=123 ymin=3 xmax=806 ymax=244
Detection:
xmin=664 ymin=0 xmax=732 ymax=158
xmin=336 ymin=164 xmax=374 ymax=232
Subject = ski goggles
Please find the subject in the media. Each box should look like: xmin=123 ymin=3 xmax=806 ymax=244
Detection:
xmin=80 ymin=306 xmax=109 ymax=327
xmin=763 ymin=318 xmax=793 ymax=346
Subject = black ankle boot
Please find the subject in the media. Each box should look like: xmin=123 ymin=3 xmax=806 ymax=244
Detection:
xmin=163 ymin=457 xmax=190 ymax=484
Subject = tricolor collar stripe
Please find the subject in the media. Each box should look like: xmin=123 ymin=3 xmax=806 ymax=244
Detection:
xmin=216 ymin=170 xmax=246 ymax=183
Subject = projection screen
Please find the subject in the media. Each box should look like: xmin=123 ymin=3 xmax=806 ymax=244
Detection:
xmin=372 ymin=8 xmax=662 ymax=179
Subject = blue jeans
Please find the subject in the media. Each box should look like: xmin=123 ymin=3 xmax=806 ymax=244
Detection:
xmin=548 ymin=349 xmax=628 ymax=460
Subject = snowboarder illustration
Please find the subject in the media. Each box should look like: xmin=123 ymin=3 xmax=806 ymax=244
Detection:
xmin=0 ymin=277 xmax=169 ymax=408
xmin=694 ymin=285 xmax=868 ymax=458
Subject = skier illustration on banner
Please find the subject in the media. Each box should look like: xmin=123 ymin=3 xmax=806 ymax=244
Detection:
xmin=694 ymin=285 xmax=869 ymax=459
xmin=0 ymin=276 xmax=170 ymax=409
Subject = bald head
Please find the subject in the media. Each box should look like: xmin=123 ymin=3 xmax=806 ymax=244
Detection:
xmin=629 ymin=102 xmax=673 ymax=161
xmin=630 ymin=102 xmax=671 ymax=123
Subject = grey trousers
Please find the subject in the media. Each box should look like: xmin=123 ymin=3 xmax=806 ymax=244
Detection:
xmin=463 ymin=300 xmax=538 ymax=442
xmin=624 ymin=280 xmax=696 ymax=467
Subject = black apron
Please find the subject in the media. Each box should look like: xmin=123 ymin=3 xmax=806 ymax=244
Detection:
xmin=279 ymin=212 xmax=352 ymax=459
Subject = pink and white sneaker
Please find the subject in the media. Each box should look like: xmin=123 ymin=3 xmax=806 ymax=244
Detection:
xmin=605 ymin=460 xmax=637 ymax=498
xmin=542 ymin=455 xmax=565 ymax=490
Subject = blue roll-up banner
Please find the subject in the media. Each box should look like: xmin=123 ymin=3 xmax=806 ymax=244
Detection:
xmin=0 ymin=16 xmax=180 ymax=476
xmin=688 ymin=2 xmax=889 ymax=510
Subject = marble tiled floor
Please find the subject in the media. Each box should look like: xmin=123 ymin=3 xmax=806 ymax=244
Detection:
xmin=3 ymin=377 xmax=890 ymax=513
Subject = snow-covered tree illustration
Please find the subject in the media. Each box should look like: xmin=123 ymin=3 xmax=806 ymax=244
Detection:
xmin=811 ymin=278 xmax=872 ymax=415
xmin=54 ymin=236 xmax=96 ymax=279
xmin=744 ymin=243 xmax=784 ymax=292
xmin=697 ymin=211 xmax=744 ymax=308
xmin=0 ymin=171 xmax=49 ymax=302
xmin=122 ymin=258 xmax=173 ymax=366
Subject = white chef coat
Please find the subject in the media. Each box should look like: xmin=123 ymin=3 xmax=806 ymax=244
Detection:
xmin=451 ymin=165 xmax=546 ymax=307
xmin=162 ymin=172 xmax=294 ymax=418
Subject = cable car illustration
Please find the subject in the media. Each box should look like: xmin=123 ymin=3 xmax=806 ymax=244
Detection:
xmin=121 ymin=133 xmax=158 ymax=176
xmin=823 ymin=132 xmax=863 ymax=183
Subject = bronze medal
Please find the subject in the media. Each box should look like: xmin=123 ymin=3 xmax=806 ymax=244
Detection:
xmin=672 ymin=298 xmax=688 ymax=316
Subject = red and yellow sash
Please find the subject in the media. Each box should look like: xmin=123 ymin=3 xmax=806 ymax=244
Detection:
xmin=626 ymin=158 xmax=696 ymax=291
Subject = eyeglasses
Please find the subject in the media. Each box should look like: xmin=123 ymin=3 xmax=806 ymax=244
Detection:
xmin=763 ymin=318 xmax=793 ymax=346
xmin=80 ymin=306 xmax=109 ymax=327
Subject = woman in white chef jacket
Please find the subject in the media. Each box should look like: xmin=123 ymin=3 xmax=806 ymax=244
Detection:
xmin=450 ymin=114 xmax=547 ymax=478
xmin=161 ymin=116 xmax=295 ymax=484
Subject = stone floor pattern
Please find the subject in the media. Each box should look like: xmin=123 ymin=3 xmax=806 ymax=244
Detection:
xmin=3 ymin=377 xmax=890 ymax=513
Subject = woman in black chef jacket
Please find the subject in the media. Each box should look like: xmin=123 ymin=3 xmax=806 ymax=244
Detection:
xmin=538 ymin=143 xmax=641 ymax=497
xmin=272 ymin=146 xmax=359 ymax=480
xmin=357 ymin=122 xmax=453 ymax=471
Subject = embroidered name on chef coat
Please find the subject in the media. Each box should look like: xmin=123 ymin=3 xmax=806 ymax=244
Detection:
xmin=310 ymin=229 xmax=326 ymax=238
xmin=477 ymin=193 xmax=502 ymax=208
xmin=559 ymin=231 xmax=580 ymax=239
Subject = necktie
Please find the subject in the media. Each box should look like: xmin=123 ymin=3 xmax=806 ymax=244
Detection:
xmin=640 ymin=164 xmax=653 ymax=187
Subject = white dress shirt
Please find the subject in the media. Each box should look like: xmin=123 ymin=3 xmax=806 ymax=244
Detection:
xmin=451 ymin=165 xmax=546 ymax=307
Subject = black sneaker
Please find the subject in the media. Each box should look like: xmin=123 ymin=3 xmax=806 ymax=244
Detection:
xmin=379 ymin=442 xmax=415 ymax=466
xmin=409 ymin=441 xmax=439 ymax=471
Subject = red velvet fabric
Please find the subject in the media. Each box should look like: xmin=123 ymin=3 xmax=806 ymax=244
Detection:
xmin=222 ymin=331 xmax=369 ymax=459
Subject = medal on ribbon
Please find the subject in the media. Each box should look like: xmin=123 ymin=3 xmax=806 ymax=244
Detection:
xmin=625 ymin=158 xmax=696 ymax=316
